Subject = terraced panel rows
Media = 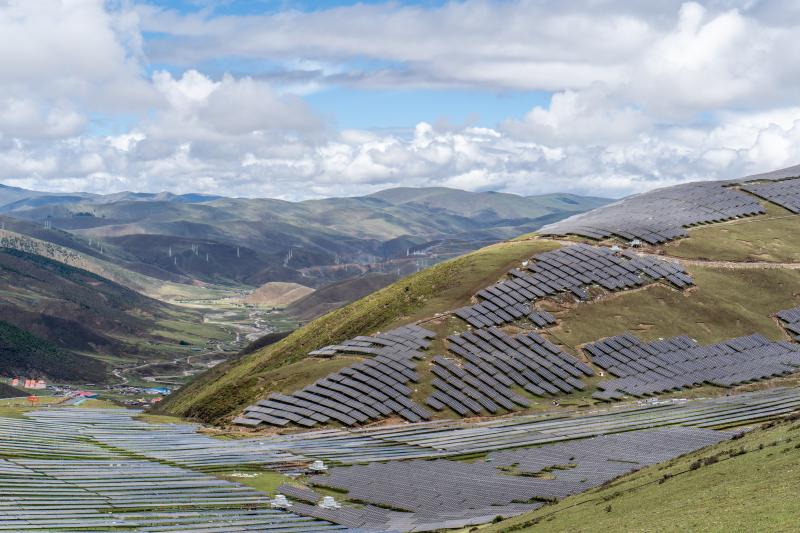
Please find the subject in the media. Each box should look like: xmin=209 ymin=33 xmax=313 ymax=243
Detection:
xmin=741 ymin=177 xmax=800 ymax=213
xmin=455 ymin=244 xmax=693 ymax=328
xmin=237 ymin=325 xmax=435 ymax=428
xmin=539 ymin=181 xmax=764 ymax=244
xmin=586 ymin=332 xmax=800 ymax=400
xmin=426 ymin=327 xmax=592 ymax=417
xmin=777 ymin=306 xmax=800 ymax=341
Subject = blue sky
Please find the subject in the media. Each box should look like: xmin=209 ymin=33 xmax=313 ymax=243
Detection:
xmin=152 ymin=0 xmax=448 ymax=15
xmin=305 ymin=88 xmax=550 ymax=130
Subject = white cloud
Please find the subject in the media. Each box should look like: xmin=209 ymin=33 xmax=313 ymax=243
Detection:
xmin=0 ymin=1 xmax=800 ymax=201
xmin=4 ymin=108 xmax=799 ymax=200
xmin=135 ymin=1 xmax=800 ymax=110
xmin=503 ymin=85 xmax=649 ymax=145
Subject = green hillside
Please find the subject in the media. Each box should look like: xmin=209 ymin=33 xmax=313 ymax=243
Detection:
xmin=158 ymin=192 xmax=800 ymax=426
xmin=665 ymin=202 xmax=800 ymax=263
xmin=485 ymin=414 xmax=800 ymax=533
xmin=0 ymin=248 xmax=227 ymax=382
xmin=0 ymin=320 xmax=107 ymax=383
xmin=156 ymin=238 xmax=559 ymax=422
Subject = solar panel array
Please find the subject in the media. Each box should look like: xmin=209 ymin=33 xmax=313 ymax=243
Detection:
xmin=455 ymin=244 xmax=693 ymax=328
xmin=15 ymin=388 xmax=798 ymax=468
xmin=777 ymin=306 xmax=800 ymax=341
xmin=425 ymin=327 xmax=593 ymax=416
xmin=488 ymin=426 xmax=729 ymax=489
xmin=1 ymin=390 xmax=797 ymax=532
xmin=732 ymin=163 xmax=800 ymax=183
xmin=0 ymin=410 xmax=346 ymax=533
xmin=539 ymin=181 xmax=764 ymax=244
xmin=237 ymin=325 xmax=435 ymax=428
xmin=741 ymin=178 xmax=800 ymax=213
xmin=305 ymin=427 xmax=730 ymax=531
xmin=586 ymin=332 xmax=800 ymax=401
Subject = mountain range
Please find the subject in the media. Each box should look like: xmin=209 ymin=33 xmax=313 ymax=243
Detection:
xmin=0 ymin=184 xmax=609 ymax=287
xmin=0 ymin=182 xmax=608 ymax=383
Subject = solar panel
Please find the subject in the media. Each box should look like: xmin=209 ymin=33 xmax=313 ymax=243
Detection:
xmin=239 ymin=326 xmax=437 ymax=428
xmin=586 ymin=331 xmax=800 ymax=400
xmin=456 ymin=244 xmax=693 ymax=329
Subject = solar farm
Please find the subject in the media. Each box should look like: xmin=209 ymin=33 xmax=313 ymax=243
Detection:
xmin=538 ymin=181 xmax=765 ymax=244
xmin=587 ymin=332 xmax=800 ymax=401
xmin=236 ymin=325 xmax=435 ymax=428
xmin=455 ymin=244 xmax=693 ymax=328
xmin=8 ymin=166 xmax=800 ymax=531
xmin=3 ymin=387 xmax=800 ymax=531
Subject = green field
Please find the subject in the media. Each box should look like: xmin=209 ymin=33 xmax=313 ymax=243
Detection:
xmin=486 ymin=416 xmax=800 ymax=533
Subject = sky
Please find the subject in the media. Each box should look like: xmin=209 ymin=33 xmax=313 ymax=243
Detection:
xmin=2 ymin=0 xmax=800 ymax=200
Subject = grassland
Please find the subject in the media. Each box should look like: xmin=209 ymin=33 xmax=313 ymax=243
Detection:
xmin=156 ymin=238 xmax=560 ymax=423
xmin=665 ymin=203 xmax=800 ymax=263
xmin=548 ymin=265 xmax=800 ymax=350
xmin=485 ymin=415 xmax=800 ymax=533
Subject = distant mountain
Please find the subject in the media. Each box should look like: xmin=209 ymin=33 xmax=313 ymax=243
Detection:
xmin=368 ymin=187 xmax=609 ymax=219
xmin=0 ymin=248 xmax=212 ymax=382
xmin=0 ymin=184 xmax=610 ymax=287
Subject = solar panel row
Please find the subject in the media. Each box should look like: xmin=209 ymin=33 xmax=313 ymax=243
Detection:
xmin=456 ymin=244 xmax=692 ymax=328
xmin=424 ymin=327 xmax=593 ymax=416
xmin=304 ymin=427 xmax=730 ymax=531
xmin=237 ymin=325 xmax=435 ymax=428
xmin=539 ymin=181 xmax=764 ymax=244
xmin=777 ymin=306 xmax=800 ymax=341
xmin=585 ymin=332 xmax=800 ymax=400
xmin=741 ymin=178 xmax=800 ymax=214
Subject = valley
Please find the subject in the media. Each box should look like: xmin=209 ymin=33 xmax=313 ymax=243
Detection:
xmin=5 ymin=169 xmax=800 ymax=532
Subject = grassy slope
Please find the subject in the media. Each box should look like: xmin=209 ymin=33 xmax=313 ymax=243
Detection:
xmin=549 ymin=265 xmax=800 ymax=350
xmin=485 ymin=416 xmax=800 ymax=533
xmin=156 ymin=239 xmax=560 ymax=423
xmin=0 ymin=248 xmax=219 ymax=346
xmin=0 ymin=382 xmax=25 ymax=398
xmin=665 ymin=202 xmax=800 ymax=262
xmin=0 ymin=320 xmax=108 ymax=382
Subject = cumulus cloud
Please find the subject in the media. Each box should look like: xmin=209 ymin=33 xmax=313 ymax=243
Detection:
xmin=148 ymin=70 xmax=322 ymax=137
xmin=136 ymin=1 xmax=800 ymax=109
xmin=4 ymin=110 xmax=800 ymax=200
xmin=503 ymin=85 xmax=649 ymax=145
xmin=1 ymin=0 xmax=800 ymax=200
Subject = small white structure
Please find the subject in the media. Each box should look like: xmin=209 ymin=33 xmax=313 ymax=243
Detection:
xmin=610 ymin=245 xmax=622 ymax=253
xmin=319 ymin=496 xmax=341 ymax=509
xmin=630 ymin=239 xmax=642 ymax=247
xmin=521 ymin=260 xmax=529 ymax=267
xmin=309 ymin=460 xmax=328 ymax=473
xmin=270 ymin=494 xmax=292 ymax=508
